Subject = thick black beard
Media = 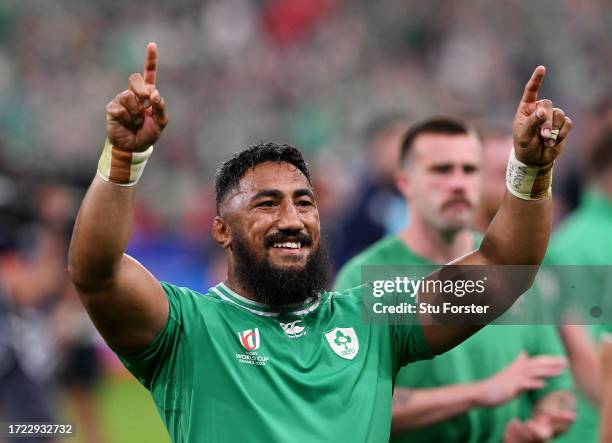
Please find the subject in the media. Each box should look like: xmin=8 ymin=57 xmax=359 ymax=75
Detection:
xmin=232 ymin=232 xmax=330 ymax=308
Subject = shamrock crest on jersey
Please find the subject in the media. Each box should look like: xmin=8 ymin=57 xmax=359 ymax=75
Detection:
xmin=325 ymin=327 xmax=359 ymax=360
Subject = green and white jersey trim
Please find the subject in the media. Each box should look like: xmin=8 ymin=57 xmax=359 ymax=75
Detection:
xmin=210 ymin=282 xmax=322 ymax=317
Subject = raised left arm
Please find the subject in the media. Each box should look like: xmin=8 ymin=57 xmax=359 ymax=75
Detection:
xmin=421 ymin=67 xmax=573 ymax=354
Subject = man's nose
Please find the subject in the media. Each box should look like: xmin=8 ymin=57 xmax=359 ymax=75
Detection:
xmin=277 ymin=202 xmax=305 ymax=231
xmin=449 ymin=169 xmax=469 ymax=192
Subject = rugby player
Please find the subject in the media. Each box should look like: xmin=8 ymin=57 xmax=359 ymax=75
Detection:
xmin=68 ymin=43 xmax=572 ymax=442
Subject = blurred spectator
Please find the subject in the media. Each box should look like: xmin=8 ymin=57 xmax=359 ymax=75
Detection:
xmin=0 ymin=182 xmax=106 ymax=443
xmin=0 ymin=0 xmax=608 ymax=249
xmin=0 ymin=185 xmax=67 ymax=443
xmin=335 ymin=113 xmax=409 ymax=265
xmin=0 ymin=286 xmax=57 ymax=443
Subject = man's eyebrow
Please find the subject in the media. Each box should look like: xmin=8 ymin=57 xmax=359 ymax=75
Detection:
xmin=294 ymin=188 xmax=314 ymax=199
xmin=251 ymin=189 xmax=283 ymax=201
xmin=250 ymin=188 xmax=315 ymax=201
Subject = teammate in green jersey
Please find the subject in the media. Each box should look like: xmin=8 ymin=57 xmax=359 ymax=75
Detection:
xmin=335 ymin=118 xmax=574 ymax=442
xmin=548 ymin=129 xmax=612 ymax=443
xmin=68 ymin=43 xmax=573 ymax=442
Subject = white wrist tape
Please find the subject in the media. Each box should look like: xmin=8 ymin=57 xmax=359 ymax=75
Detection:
xmin=506 ymin=149 xmax=553 ymax=200
xmin=97 ymin=138 xmax=153 ymax=186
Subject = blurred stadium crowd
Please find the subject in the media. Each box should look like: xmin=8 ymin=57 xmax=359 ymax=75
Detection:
xmin=0 ymin=0 xmax=611 ymax=442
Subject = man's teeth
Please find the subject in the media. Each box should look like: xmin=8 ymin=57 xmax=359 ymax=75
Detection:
xmin=273 ymin=242 xmax=302 ymax=249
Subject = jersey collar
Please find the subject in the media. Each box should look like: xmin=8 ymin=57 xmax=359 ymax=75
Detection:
xmin=210 ymin=282 xmax=321 ymax=317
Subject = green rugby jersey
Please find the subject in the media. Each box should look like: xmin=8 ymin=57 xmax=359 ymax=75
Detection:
xmin=547 ymin=190 xmax=612 ymax=443
xmin=335 ymin=235 xmax=571 ymax=443
xmin=117 ymin=281 xmax=433 ymax=442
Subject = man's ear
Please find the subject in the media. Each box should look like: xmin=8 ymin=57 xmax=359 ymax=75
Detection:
xmin=395 ymin=168 xmax=411 ymax=199
xmin=213 ymin=216 xmax=231 ymax=249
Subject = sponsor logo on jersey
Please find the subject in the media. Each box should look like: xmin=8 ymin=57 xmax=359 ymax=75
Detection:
xmin=325 ymin=327 xmax=359 ymax=360
xmin=238 ymin=328 xmax=260 ymax=351
xmin=280 ymin=320 xmax=306 ymax=338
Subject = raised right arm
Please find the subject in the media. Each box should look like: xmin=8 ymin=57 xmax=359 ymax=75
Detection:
xmin=68 ymin=43 xmax=170 ymax=354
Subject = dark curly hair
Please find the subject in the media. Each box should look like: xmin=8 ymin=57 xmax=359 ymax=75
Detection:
xmin=214 ymin=142 xmax=312 ymax=214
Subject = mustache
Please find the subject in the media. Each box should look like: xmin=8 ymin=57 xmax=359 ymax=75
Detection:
xmin=264 ymin=231 xmax=313 ymax=248
xmin=442 ymin=197 xmax=473 ymax=210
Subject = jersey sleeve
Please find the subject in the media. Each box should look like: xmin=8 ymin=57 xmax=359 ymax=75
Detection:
xmin=386 ymin=288 xmax=435 ymax=369
xmin=355 ymin=281 xmax=434 ymax=370
xmin=526 ymin=325 xmax=574 ymax=404
xmin=115 ymin=282 xmax=186 ymax=390
xmin=392 ymin=321 xmax=435 ymax=370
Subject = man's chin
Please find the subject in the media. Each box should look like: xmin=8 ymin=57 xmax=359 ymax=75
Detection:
xmin=440 ymin=218 xmax=473 ymax=233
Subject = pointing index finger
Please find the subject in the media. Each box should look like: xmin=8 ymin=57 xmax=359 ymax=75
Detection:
xmin=520 ymin=65 xmax=546 ymax=105
xmin=143 ymin=42 xmax=158 ymax=86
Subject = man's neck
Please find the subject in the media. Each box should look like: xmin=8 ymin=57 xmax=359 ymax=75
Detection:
xmin=399 ymin=217 xmax=475 ymax=265
xmin=225 ymin=267 xmax=259 ymax=302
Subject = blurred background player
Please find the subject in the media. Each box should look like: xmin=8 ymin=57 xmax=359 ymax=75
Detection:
xmin=546 ymin=128 xmax=612 ymax=443
xmin=334 ymin=117 xmax=575 ymax=443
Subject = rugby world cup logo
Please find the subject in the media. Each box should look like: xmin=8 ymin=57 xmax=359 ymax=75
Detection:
xmin=238 ymin=328 xmax=260 ymax=351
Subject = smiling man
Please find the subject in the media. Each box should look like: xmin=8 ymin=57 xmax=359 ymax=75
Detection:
xmin=213 ymin=154 xmax=329 ymax=308
xmin=68 ymin=43 xmax=572 ymax=442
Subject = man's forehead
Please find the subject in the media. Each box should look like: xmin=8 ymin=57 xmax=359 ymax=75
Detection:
xmin=413 ymin=133 xmax=482 ymax=163
xmin=228 ymin=161 xmax=311 ymax=202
